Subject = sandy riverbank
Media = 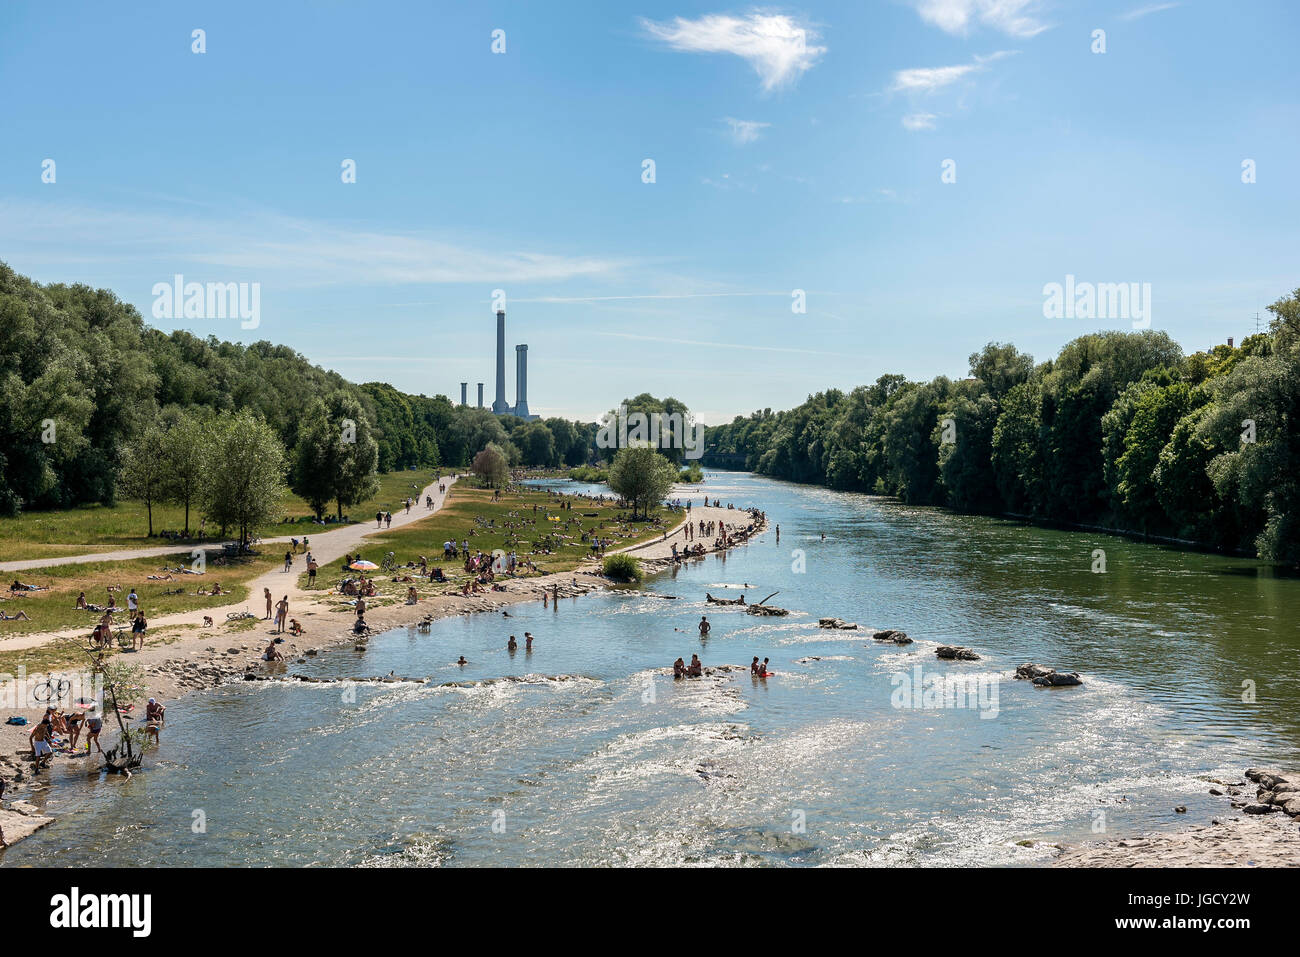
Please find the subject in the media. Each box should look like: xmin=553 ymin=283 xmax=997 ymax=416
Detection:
xmin=0 ymin=495 xmax=765 ymax=845
xmin=1054 ymin=768 xmax=1300 ymax=867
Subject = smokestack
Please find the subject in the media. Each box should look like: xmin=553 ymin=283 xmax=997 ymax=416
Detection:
xmin=491 ymin=309 xmax=509 ymax=414
xmin=514 ymin=344 xmax=530 ymax=419
xmin=477 ymin=383 xmax=484 ymax=408
xmin=460 ymin=382 xmax=467 ymax=406
xmin=1227 ymin=337 xmax=1234 ymax=348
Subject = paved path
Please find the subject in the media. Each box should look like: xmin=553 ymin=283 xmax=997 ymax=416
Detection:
xmin=0 ymin=475 xmax=461 ymax=652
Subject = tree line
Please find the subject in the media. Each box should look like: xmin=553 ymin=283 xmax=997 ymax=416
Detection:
xmin=0 ymin=262 xmax=607 ymax=523
xmin=706 ymin=289 xmax=1300 ymax=566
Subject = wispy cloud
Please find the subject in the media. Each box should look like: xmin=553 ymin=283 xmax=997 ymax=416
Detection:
xmin=890 ymin=50 xmax=1014 ymax=93
xmin=722 ymin=117 xmax=771 ymax=144
xmin=1119 ymin=2 xmax=1179 ymax=21
xmin=901 ymin=112 xmax=938 ymax=131
xmin=640 ymin=12 xmax=826 ymax=91
xmin=597 ymin=331 xmax=859 ymax=358
xmin=0 ymin=199 xmax=624 ymax=287
xmin=911 ymin=0 xmax=1048 ymax=38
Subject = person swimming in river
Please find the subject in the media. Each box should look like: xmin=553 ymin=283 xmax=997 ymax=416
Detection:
xmin=457 ymin=656 xmax=468 ymax=666
xmin=524 ymin=632 xmax=534 ymax=650
xmin=507 ymin=635 xmax=518 ymax=651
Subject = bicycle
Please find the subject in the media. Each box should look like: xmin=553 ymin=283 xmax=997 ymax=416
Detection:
xmin=226 ymin=610 xmax=257 ymax=622
xmin=381 ymin=552 xmax=398 ymax=572
xmin=33 ymin=674 xmax=71 ymax=703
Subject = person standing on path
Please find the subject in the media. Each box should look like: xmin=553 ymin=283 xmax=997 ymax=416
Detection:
xmin=376 ymin=511 xmax=384 ymax=528
xmin=275 ymin=596 xmax=289 ymax=633
xmin=284 ymin=551 xmax=293 ymax=572
xmin=307 ymin=558 xmax=318 ymax=588
xmin=264 ymin=587 xmax=273 ymax=619
xmin=132 ymin=611 xmax=147 ymax=651
xmin=385 ymin=511 xmax=393 ymax=528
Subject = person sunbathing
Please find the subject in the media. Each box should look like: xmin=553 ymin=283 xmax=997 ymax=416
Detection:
xmin=10 ymin=580 xmax=44 ymax=592
xmin=75 ymin=592 xmax=88 ymax=609
xmin=0 ymin=610 xmax=32 ymax=621
xmin=208 ymin=582 xmax=224 ymax=596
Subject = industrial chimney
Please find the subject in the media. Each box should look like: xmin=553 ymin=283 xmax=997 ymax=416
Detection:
xmin=514 ymin=344 xmax=530 ymax=419
xmin=460 ymin=382 xmax=467 ymax=406
xmin=491 ymin=309 xmax=510 ymax=414
xmin=477 ymin=383 xmax=484 ymax=409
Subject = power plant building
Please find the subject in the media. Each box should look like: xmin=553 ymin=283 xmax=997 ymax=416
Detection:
xmin=466 ymin=308 xmax=536 ymax=420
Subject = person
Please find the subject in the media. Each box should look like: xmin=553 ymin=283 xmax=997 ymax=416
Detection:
xmin=673 ymin=657 xmax=687 ymax=679
xmin=66 ymin=707 xmax=85 ymax=751
xmin=264 ymin=587 xmax=273 ymax=619
xmin=698 ymin=616 xmax=711 ymax=639
xmin=84 ymin=708 xmax=104 ymax=756
xmin=355 ymin=597 xmax=367 ymax=619
xmin=127 ymin=589 xmax=139 ymax=615
xmin=507 ymin=635 xmax=518 ymax=651
xmin=751 ymin=656 xmax=761 ymax=676
xmin=145 ymin=698 xmax=165 ymax=744
xmin=385 ymin=511 xmax=392 ymax=528
xmin=688 ymin=654 xmax=703 ymax=677
xmin=29 ymin=720 xmax=53 ymax=770
xmin=457 ymin=656 xmax=468 ymax=666
xmin=284 ymin=550 xmax=293 ymax=572
xmin=524 ymin=632 xmax=534 ymax=651
xmin=775 ymin=524 xmax=780 ymax=543
xmin=376 ymin=510 xmax=384 ymax=528
xmin=262 ymin=639 xmax=283 ymax=662
xmin=274 ymin=596 xmax=289 ymax=633
xmin=75 ymin=591 xmax=88 ymax=609
xmin=131 ymin=611 xmax=147 ymax=651
xmin=758 ymin=657 xmax=771 ymax=677
xmin=406 ymin=586 xmax=419 ymax=604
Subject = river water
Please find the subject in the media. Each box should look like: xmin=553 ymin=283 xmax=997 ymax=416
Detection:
xmin=5 ymin=472 xmax=1297 ymax=867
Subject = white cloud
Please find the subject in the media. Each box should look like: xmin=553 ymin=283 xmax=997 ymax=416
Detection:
xmin=890 ymin=50 xmax=1014 ymax=93
xmin=1119 ymin=3 xmax=1179 ymax=21
xmin=0 ymin=199 xmax=623 ymax=287
xmin=640 ymin=12 xmax=826 ymax=91
xmin=902 ymin=112 xmax=938 ymax=131
xmin=722 ymin=117 xmax=771 ymax=144
xmin=911 ymin=0 xmax=1048 ymax=38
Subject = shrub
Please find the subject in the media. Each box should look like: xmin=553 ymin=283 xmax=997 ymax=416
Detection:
xmin=602 ymin=553 xmax=642 ymax=582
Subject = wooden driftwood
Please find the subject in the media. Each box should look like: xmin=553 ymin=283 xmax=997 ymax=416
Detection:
xmin=705 ymin=592 xmax=746 ymax=605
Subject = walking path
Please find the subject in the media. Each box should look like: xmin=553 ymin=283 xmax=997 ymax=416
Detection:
xmin=0 ymin=475 xmax=461 ymax=652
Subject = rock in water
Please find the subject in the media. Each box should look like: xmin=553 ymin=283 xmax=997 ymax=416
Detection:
xmin=818 ymin=618 xmax=858 ymax=630
xmin=1014 ymin=662 xmax=1082 ymax=686
xmin=872 ymin=629 xmax=912 ymax=645
xmin=936 ymin=645 xmax=980 ymax=661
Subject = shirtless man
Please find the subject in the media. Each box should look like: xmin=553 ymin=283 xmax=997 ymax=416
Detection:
xmin=144 ymin=698 xmax=165 ymax=744
xmin=698 ymin=616 xmax=711 ymax=640
xmin=29 ymin=720 xmax=53 ymax=769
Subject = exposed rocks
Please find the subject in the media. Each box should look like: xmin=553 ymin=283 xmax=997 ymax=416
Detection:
xmin=872 ymin=629 xmax=912 ymax=645
xmin=1014 ymin=663 xmax=1082 ymax=686
xmin=746 ymin=604 xmax=789 ymax=617
xmin=0 ymin=800 xmax=54 ymax=847
xmin=1244 ymin=769 xmax=1300 ymax=817
xmin=818 ymin=617 xmax=857 ymax=630
xmin=936 ymin=645 xmax=980 ymax=661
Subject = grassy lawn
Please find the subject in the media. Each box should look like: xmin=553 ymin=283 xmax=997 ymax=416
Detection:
xmin=299 ymin=483 xmax=673 ymax=606
xmin=0 ymin=550 xmax=277 ymax=638
xmin=0 ymin=469 xmax=442 ymax=557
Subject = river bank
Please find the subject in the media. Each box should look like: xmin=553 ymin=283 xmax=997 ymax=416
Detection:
xmin=0 ymin=496 xmax=763 ymax=847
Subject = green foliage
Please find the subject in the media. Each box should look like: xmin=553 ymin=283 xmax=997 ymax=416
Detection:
xmin=200 ymin=410 xmax=288 ymax=540
xmin=471 ymin=442 xmax=510 ymax=488
xmin=679 ymin=461 xmax=704 ymax=483
xmin=568 ymin=465 xmax=609 ymax=483
xmin=602 ymin=553 xmax=642 ymax=582
xmin=607 ymin=445 xmax=677 ymax=519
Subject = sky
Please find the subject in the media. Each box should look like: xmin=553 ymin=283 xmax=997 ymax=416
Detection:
xmin=1 ymin=0 xmax=1297 ymax=424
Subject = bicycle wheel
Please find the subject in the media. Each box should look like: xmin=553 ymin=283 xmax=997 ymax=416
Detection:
xmin=33 ymin=681 xmax=52 ymax=702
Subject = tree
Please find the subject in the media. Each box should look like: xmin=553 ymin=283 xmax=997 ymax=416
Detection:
xmin=118 ymin=424 xmax=168 ymax=536
xmin=289 ymin=399 xmax=337 ymax=521
xmin=471 ymin=442 xmax=510 ymax=488
xmin=160 ymin=410 xmax=209 ymax=535
xmin=324 ymin=392 xmax=379 ymax=521
xmin=608 ymin=445 xmax=676 ymax=520
xmin=200 ymin=410 xmax=288 ymax=542
xmin=515 ymin=421 xmax=556 ymax=467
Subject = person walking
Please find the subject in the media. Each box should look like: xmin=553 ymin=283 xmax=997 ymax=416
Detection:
xmin=284 ymin=551 xmax=293 ymax=572
xmin=131 ymin=611 xmax=147 ymax=651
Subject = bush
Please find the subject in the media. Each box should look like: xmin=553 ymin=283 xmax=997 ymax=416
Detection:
xmin=602 ymin=553 xmax=642 ymax=582
xmin=679 ymin=462 xmax=703 ymax=483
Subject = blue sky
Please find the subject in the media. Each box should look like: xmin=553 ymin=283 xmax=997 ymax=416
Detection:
xmin=2 ymin=0 xmax=1297 ymax=422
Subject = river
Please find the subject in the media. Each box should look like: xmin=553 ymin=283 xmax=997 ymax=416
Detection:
xmin=4 ymin=471 xmax=1297 ymax=866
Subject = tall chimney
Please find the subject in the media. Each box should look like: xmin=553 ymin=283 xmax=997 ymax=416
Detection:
xmin=491 ymin=309 xmax=509 ymax=413
xmin=514 ymin=344 xmax=530 ymax=419
xmin=1227 ymin=337 xmax=1234 ymax=348
xmin=477 ymin=383 xmax=484 ymax=408
xmin=460 ymin=382 xmax=467 ymax=406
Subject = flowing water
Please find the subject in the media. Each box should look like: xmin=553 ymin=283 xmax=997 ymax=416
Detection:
xmin=5 ymin=472 xmax=1298 ymax=867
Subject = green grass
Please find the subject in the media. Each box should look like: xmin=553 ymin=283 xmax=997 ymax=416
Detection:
xmin=0 ymin=551 xmax=277 ymax=637
xmin=300 ymin=484 xmax=670 ymax=596
xmin=0 ymin=469 xmax=440 ymax=556
xmin=602 ymin=553 xmax=642 ymax=582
